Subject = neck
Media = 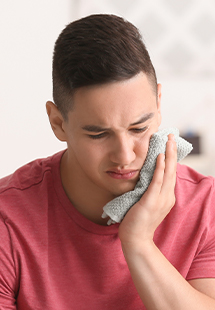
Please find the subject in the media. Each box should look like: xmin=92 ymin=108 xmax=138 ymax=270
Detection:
xmin=60 ymin=150 xmax=115 ymax=226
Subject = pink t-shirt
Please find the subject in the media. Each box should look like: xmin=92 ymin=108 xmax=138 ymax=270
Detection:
xmin=0 ymin=151 xmax=215 ymax=310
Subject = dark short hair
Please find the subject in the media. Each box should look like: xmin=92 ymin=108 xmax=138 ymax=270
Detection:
xmin=52 ymin=14 xmax=157 ymax=119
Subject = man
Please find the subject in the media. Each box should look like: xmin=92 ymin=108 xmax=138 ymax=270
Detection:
xmin=0 ymin=14 xmax=215 ymax=309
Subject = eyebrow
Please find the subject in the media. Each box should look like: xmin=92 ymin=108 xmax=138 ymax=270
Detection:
xmin=82 ymin=113 xmax=155 ymax=133
xmin=82 ymin=125 xmax=109 ymax=133
xmin=130 ymin=113 xmax=154 ymax=126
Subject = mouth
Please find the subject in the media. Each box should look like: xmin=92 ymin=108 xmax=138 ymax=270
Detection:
xmin=106 ymin=169 xmax=139 ymax=180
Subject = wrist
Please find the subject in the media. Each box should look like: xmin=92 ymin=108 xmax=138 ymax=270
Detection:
xmin=121 ymin=238 xmax=156 ymax=261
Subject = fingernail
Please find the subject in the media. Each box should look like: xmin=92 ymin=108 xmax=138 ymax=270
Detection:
xmin=168 ymin=134 xmax=175 ymax=141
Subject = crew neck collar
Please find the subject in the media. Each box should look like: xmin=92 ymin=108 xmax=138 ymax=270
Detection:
xmin=51 ymin=151 xmax=120 ymax=235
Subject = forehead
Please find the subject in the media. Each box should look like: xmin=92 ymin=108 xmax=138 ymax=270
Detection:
xmin=69 ymin=73 xmax=157 ymax=126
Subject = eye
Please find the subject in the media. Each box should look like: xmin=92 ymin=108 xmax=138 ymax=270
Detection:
xmin=88 ymin=132 xmax=107 ymax=139
xmin=130 ymin=126 xmax=149 ymax=133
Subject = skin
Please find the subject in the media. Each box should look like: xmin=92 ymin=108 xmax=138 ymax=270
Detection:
xmin=46 ymin=72 xmax=215 ymax=308
xmin=47 ymin=72 xmax=162 ymax=225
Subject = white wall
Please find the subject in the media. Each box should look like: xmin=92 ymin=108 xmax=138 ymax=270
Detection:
xmin=0 ymin=0 xmax=72 ymax=178
xmin=1 ymin=0 xmax=215 ymax=178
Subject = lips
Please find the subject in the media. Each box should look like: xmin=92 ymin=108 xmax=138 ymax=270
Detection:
xmin=106 ymin=169 xmax=139 ymax=180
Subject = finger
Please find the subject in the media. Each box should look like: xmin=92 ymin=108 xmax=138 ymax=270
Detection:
xmin=145 ymin=153 xmax=165 ymax=198
xmin=161 ymin=134 xmax=177 ymax=195
xmin=165 ymin=134 xmax=177 ymax=177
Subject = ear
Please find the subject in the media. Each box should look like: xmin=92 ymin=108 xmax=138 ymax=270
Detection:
xmin=157 ymin=83 xmax=162 ymax=126
xmin=46 ymin=101 xmax=67 ymax=142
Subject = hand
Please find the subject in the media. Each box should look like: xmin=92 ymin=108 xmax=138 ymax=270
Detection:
xmin=119 ymin=134 xmax=177 ymax=248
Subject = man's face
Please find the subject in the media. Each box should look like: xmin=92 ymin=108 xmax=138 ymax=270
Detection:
xmin=62 ymin=72 xmax=162 ymax=200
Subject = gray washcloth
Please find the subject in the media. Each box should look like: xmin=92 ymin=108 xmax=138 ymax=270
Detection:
xmin=102 ymin=128 xmax=193 ymax=225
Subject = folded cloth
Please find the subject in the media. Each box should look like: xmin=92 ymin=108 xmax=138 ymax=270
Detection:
xmin=101 ymin=128 xmax=193 ymax=225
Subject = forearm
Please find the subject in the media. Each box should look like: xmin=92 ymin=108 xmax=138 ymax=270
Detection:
xmin=122 ymin=241 xmax=215 ymax=310
xmin=119 ymin=136 xmax=215 ymax=309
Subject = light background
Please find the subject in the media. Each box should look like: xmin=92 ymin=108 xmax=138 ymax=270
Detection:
xmin=1 ymin=0 xmax=215 ymax=178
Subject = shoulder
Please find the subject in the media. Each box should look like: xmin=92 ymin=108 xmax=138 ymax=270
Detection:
xmin=0 ymin=151 xmax=64 ymax=194
xmin=0 ymin=151 xmax=65 ymax=217
xmin=176 ymin=163 xmax=214 ymax=192
xmin=175 ymin=163 xmax=215 ymax=217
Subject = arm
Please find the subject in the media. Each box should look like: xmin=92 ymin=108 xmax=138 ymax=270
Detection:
xmin=0 ymin=214 xmax=17 ymax=309
xmin=119 ymin=135 xmax=215 ymax=309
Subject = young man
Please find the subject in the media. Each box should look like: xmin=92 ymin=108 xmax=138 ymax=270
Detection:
xmin=0 ymin=14 xmax=215 ymax=309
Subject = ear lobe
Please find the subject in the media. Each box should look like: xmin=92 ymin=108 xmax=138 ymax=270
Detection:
xmin=46 ymin=101 xmax=67 ymax=142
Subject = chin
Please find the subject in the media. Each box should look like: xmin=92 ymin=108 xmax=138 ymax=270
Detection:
xmin=110 ymin=183 xmax=136 ymax=197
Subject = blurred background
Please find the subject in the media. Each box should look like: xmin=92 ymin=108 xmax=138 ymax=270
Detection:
xmin=0 ymin=0 xmax=215 ymax=178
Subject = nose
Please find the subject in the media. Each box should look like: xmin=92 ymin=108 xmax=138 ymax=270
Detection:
xmin=109 ymin=134 xmax=136 ymax=166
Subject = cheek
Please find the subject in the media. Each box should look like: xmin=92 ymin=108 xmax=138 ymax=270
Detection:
xmin=135 ymin=133 xmax=151 ymax=161
xmin=77 ymin=143 xmax=106 ymax=167
xmin=136 ymin=124 xmax=160 ymax=164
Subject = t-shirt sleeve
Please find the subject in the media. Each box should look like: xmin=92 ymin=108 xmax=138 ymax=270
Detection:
xmin=0 ymin=214 xmax=17 ymax=309
xmin=186 ymin=177 xmax=215 ymax=280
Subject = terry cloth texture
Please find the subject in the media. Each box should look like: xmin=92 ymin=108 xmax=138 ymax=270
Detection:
xmin=102 ymin=128 xmax=193 ymax=225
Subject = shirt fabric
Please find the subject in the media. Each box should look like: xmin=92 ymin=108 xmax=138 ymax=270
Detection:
xmin=0 ymin=150 xmax=215 ymax=310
